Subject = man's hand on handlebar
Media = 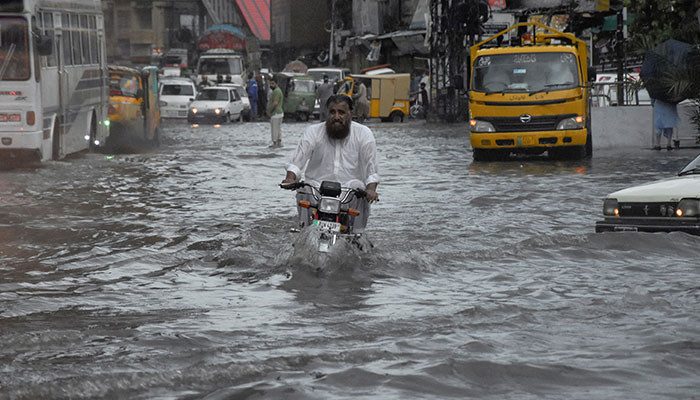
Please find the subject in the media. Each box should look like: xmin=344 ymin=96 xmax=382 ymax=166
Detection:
xmin=280 ymin=171 xmax=298 ymax=189
xmin=365 ymin=183 xmax=379 ymax=203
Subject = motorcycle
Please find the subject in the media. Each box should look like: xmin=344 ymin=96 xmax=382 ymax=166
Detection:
xmin=280 ymin=180 xmax=371 ymax=253
xmin=409 ymin=93 xmax=425 ymax=119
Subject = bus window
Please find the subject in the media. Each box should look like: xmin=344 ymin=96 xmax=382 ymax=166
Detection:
xmin=0 ymin=17 xmax=30 ymax=81
xmin=71 ymin=14 xmax=80 ymax=65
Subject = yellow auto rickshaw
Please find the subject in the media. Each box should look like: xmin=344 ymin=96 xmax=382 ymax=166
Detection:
xmin=337 ymin=73 xmax=410 ymax=122
xmin=107 ymin=65 xmax=161 ymax=151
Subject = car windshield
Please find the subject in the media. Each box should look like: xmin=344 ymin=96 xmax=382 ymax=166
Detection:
xmin=197 ymin=89 xmax=228 ymax=101
xmin=198 ymin=57 xmax=242 ymax=75
xmin=110 ymin=74 xmax=141 ymax=97
xmin=161 ymin=84 xmax=194 ymax=96
xmin=472 ymin=52 xmax=580 ymax=93
xmin=678 ymin=154 xmax=700 ymax=176
xmin=0 ymin=17 xmax=31 ymax=81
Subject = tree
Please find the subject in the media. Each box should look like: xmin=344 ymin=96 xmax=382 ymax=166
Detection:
xmin=627 ymin=0 xmax=700 ymax=137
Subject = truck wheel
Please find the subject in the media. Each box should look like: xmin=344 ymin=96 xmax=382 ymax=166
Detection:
xmin=585 ymin=130 xmax=593 ymax=158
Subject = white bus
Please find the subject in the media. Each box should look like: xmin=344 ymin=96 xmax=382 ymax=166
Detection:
xmin=0 ymin=0 xmax=109 ymax=162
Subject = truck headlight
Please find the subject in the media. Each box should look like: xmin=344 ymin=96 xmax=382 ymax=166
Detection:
xmin=557 ymin=116 xmax=584 ymax=130
xmin=603 ymin=198 xmax=619 ymax=216
xmin=469 ymin=119 xmax=495 ymax=133
xmin=676 ymin=199 xmax=700 ymax=217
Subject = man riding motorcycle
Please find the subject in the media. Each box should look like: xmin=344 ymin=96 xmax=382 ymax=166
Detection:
xmin=281 ymin=94 xmax=379 ymax=234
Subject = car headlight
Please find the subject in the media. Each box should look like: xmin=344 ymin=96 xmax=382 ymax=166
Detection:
xmin=159 ymin=100 xmax=168 ymax=107
xmin=214 ymin=108 xmax=222 ymax=115
xmin=603 ymin=198 xmax=619 ymax=216
xmin=318 ymin=198 xmax=340 ymax=214
xmin=676 ymin=198 xmax=700 ymax=217
xmin=469 ymin=119 xmax=495 ymax=133
xmin=191 ymin=108 xmax=198 ymax=114
xmin=557 ymin=116 xmax=584 ymax=130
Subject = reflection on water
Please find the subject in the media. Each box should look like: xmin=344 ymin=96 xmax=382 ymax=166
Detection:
xmin=1 ymin=120 xmax=699 ymax=399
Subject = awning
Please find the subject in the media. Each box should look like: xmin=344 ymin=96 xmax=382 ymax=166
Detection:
xmin=377 ymin=30 xmax=428 ymax=56
xmin=235 ymin=0 xmax=270 ymax=42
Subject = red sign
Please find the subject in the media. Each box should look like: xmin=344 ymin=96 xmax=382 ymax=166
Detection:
xmin=490 ymin=0 xmax=506 ymax=8
xmin=197 ymin=32 xmax=246 ymax=51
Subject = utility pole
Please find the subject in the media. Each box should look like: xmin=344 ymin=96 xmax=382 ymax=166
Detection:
xmin=616 ymin=6 xmax=625 ymax=106
xmin=329 ymin=0 xmax=336 ymax=66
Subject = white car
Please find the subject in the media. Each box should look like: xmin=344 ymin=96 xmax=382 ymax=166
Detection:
xmin=159 ymin=77 xmax=197 ymax=119
xmin=187 ymin=86 xmax=244 ymax=124
xmin=218 ymin=83 xmax=251 ymax=121
xmin=596 ymin=153 xmax=700 ymax=234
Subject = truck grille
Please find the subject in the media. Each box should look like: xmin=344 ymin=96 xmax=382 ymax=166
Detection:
xmin=481 ymin=114 xmax=576 ymax=132
xmin=619 ymin=202 xmax=679 ymax=217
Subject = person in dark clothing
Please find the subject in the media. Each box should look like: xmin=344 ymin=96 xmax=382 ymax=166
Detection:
xmin=256 ymin=75 xmax=267 ymax=119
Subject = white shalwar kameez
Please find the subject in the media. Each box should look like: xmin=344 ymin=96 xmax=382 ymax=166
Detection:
xmin=286 ymin=121 xmax=380 ymax=233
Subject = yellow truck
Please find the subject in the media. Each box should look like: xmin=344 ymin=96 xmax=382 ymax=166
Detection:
xmin=468 ymin=22 xmax=593 ymax=161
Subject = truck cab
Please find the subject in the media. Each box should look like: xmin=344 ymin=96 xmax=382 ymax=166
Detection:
xmin=469 ymin=22 xmax=593 ymax=161
xmin=194 ymin=49 xmax=245 ymax=88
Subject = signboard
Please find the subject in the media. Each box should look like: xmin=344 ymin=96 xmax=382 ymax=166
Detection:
xmin=482 ymin=12 xmax=515 ymax=44
xmin=489 ymin=0 xmax=506 ymax=9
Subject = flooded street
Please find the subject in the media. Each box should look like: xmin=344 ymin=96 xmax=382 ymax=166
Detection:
xmin=1 ymin=120 xmax=699 ymax=399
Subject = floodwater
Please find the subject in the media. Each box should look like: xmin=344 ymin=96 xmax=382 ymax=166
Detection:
xmin=1 ymin=119 xmax=699 ymax=399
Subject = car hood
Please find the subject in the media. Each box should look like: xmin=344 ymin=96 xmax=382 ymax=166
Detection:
xmin=190 ymin=100 xmax=229 ymax=109
xmin=608 ymin=175 xmax=700 ymax=202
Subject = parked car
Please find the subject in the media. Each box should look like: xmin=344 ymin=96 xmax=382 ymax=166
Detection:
xmin=159 ymin=77 xmax=197 ymax=119
xmin=187 ymin=86 xmax=244 ymax=124
xmin=595 ymin=153 xmax=700 ymax=234
xmin=218 ymin=83 xmax=251 ymax=121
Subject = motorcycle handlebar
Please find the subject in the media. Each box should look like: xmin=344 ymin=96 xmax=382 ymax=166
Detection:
xmin=280 ymin=181 xmax=367 ymax=200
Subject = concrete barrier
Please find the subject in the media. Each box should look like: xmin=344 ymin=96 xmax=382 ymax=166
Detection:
xmin=592 ymin=104 xmax=698 ymax=149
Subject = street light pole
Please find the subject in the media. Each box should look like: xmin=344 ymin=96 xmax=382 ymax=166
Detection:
xmin=329 ymin=0 xmax=335 ymax=66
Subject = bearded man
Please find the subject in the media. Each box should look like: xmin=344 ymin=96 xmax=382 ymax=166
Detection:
xmin=281 ymin=94 xmax=379 ymax=233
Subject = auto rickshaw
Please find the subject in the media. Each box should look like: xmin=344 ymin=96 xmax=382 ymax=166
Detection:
xmin=337 ymin=73 xmax=410 ymax=122
xmin=277 ymin=72 xmax=316 ymax=121
xmin=107 ymin=65 xmax=161 ymax=151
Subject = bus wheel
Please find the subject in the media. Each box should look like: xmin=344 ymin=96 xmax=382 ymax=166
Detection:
xmin=52 ymin=122 xmax=61 ymax=160
xmin=390 ymin=111 xmax=403 ymax=123
xmin=89 ymin=113 xmax=98 ymax=151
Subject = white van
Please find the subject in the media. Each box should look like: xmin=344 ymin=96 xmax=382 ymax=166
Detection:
xmin=159 ymin=77 xmax=197 ymax=119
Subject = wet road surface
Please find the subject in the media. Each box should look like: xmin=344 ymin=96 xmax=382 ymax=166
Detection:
xmin=1 ymin=119 xmax=699 ymax=399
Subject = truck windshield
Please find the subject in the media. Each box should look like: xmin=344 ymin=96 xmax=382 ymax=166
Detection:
xmin=0 ymin=17 xmax=30 ymax=81
xmin=199 ymin=58 xmax=242 ymax=75
xmin=472 ymin=52 xmax=579 ymax=93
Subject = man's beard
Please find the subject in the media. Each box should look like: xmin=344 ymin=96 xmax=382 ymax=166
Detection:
xmin=326 ymin=118 xmax=350 ymax=140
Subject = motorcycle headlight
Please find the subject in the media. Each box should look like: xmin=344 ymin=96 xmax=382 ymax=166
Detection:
xmin=676 ymin=198 xmax=700 ymax=217
xmin=214 ymin=108 xmax=222 ymax=115
xmin=557 ymin=116 xmax=584 ymax=130
xmin=319 ymin=198 xmax=341 ymax=214
xmin=191 ymin=108 xmax=198 ymax=114
xmin=469 ymin=119 xmax=495 ymax=133
xmin=603 ymin=198 xmax=619 ymax=216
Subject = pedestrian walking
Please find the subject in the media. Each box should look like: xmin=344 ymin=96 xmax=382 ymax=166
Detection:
xmin=247 ymin=72 xmax=258 ymax=121
xmin=652 ymin=98 xmax=680 ymax=150
xmin=267 ymin=76 xmax=284 ymax=147
xmin=352 ymin=81 xmax=370 ymax=122
xmin=316 ymin=74 xmax=335 ymax=121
